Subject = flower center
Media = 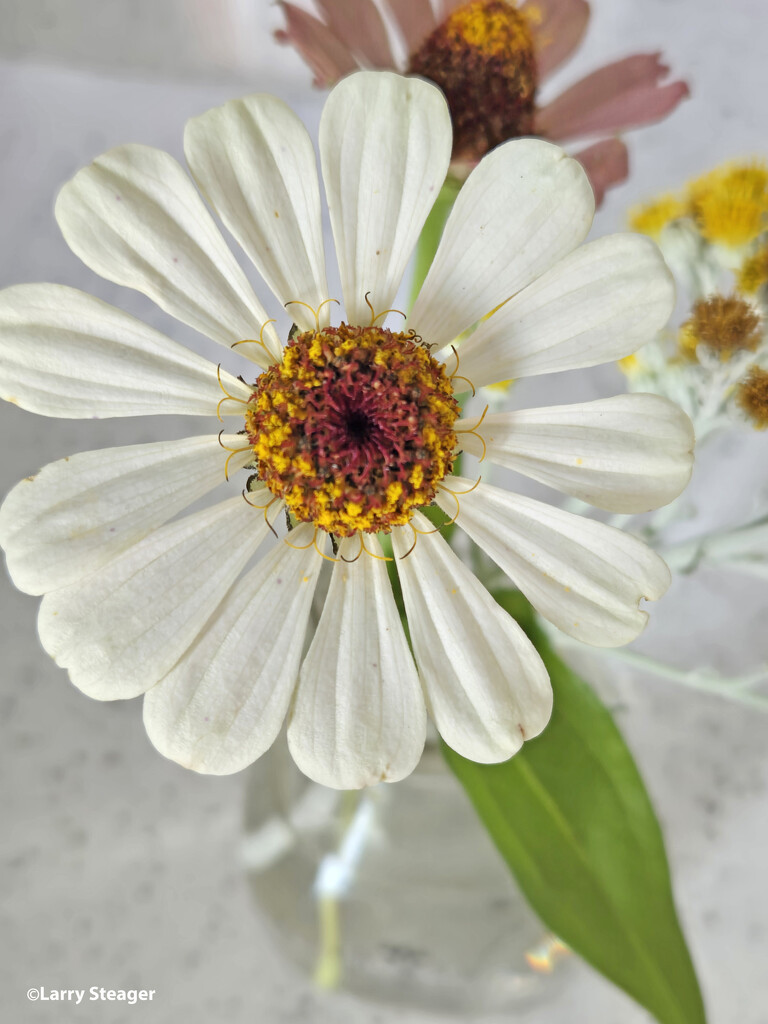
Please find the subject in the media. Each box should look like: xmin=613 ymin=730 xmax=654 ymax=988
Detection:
xmin=738 ymin=365 xmax=768 ymax=429
xmin=408 ymin=0 xmax=537 ymax=161
xmin=628 ymin=194 xmax=687 ymax=239
xmin=738 ymin=242 xmax=768 ymax=295
xmin=679 ymin=294 xmax=763 ymax=361
xmin=688 ymin=161 xmax=768 ymax=247
xmin=245 ymin=324 xmax=460 ymax=537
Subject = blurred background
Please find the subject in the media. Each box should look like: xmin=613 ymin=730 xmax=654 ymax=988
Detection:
xmin=1 ymin=1 xmax=766 ymax=1022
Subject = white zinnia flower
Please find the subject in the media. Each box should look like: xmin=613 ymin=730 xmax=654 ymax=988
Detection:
xmin=0 ymin=71 xmax=693 ymax=789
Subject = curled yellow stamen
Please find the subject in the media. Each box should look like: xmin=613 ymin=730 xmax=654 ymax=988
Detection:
xmin=231 ymin=318 xmax=277 ymax=353
xmin=447 ymin=345 xmax=476 ymax=396
xmin=314 ymin=532 xmax=339 ymax=563
xmin=339 ymin=534 xmax=365 ymax=564
xmin=241 ymin=491 xmax=281 ymax=537
xmin=217 ymin=432 xmax=252 ymax=481
xmin=282 ymin=526 xmax=339 ymax=563
xmin=283 ymin=527 xmax=316 ymax=551
xmin=216 ymin=363 xmax=248 ymax=422
xmin=440 ymin=475 xmax=482 ymax=496
xmin=436 ymin=486 xmax=461 ymax=523
xmin=285 ymin=298 xmax=339 ymax=331
xmin=361 ymin=535 xmax=393 ymax=562
xmin=397 ymin=528 xmax=419 ymax=560
xmin=455 ymin=404 xmax=489 ymax=462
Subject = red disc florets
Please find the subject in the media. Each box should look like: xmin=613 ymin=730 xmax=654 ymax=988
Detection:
xmin=245 ymin=324 xmax=459 ymax=537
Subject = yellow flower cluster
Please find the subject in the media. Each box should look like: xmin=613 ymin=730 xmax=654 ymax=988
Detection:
xmin=626 ymin=159 xmax=768 ymax=431
xmin=737 ymin=241 xmax=768 ymax=295
xmin=630 ymin=159 xmax=768 ymax=248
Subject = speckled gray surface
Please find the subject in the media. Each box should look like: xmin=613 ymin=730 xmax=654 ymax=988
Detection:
xmin=1 ymin=2 xmax=767 ymax=1022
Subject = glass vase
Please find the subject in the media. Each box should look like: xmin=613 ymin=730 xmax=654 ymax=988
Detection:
xmin=242 ymin=736 xmax=571 ymax=1015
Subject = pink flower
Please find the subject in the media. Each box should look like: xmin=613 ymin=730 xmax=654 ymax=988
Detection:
xmin=276 ymin=0 xmax=689 ymax=205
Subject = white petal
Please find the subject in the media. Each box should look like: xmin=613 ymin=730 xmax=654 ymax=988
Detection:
xmin=447 ymin=234 xmax=675 ymax=387
xmin=458 ymin=394 xmax=694 ymax=513
xmin=288 ymin=534 xmax=426 ymax=788
xmin=143 ymin=524 xmax=322 ymax=775
xmin=0 ymin=434 xmax=251 ymax=596
xmin=38 ymin=494 xmax=273 ymax=700
xmin=185 ymin=94 xmax=328 ymax=335
xmin=0 ymin=284 xmax=251 ymax=418
xmin=437 ymin=477 xmax=671 ymax=647
xmin=392 ymin=515 xmax=551 ymax=762
xmin=55 ymin=144 xmax=280 ymax=365
xmin=319 ymin=71 xmax=452 ymax=326
xmin=409 ymin=139 xmax=593 ymax=350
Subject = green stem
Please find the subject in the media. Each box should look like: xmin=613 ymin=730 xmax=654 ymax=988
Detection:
xmin=552 ymin=632 xmax=768 ymax=710
xmin=409 ymin=176 xmax=462 ymax=310
xmin=313 ymin=896 xmax=342 ymax=989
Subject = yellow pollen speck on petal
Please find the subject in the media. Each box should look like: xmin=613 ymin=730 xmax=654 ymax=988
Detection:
xmin=737 ymin=365 xmax=768 ymax=429
xmin=628 ymin=194 xmax=688 ymax=239
xmin=687 ymin=160 xmax=768 ymax=247
xmin=680 ymin=294 xmax=763 ymax=361
xmin=485 ymin=378 xmax=515 ymax=393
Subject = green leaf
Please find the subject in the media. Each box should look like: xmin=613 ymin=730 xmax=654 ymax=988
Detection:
xmin=443 ymin=590 xmax=707 ymax=1024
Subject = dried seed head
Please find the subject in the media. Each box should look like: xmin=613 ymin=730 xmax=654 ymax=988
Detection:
xmin=679 ymin=294 xmax=763 ymax=360
xmin=737 ymin=365 xmax=768 ymax=429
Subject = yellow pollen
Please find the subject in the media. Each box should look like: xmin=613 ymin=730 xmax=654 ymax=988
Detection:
xmin=679 ymin=294 xmax=763 ymax=361
xmin=618 ymin=353 xmax=644 ymax=375
xmin=448 ymin=0 xmax=533 ymax=60
xmin=484 ymin=378 xmax=515 ymax=393
xmin=737 ymin=365 xmax=768 ymax=429
xmin=738 ymin=242 xmax=768 ymax=295
xmin=687 ymin=160 xmax=768 ymax=247
xmin=628 ymin=194 xmax=688 ymax=239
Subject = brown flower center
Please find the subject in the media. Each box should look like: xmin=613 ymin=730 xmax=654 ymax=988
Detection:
xmin=408 ymin=0 xmax=537 ymax=162
xmin=679 ymin=294 xmax=762 ymax=360
xmin=737 ymin=365 xmax=768 ymax=429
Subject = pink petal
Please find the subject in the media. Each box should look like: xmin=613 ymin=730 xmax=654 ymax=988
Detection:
xmin=385 ymin=0 xmax=437 ymax=53
xmin=438 ymin=0 xmax=468 ymax=16
xmin=275 ymin=3 xmax=359 ymax=86
xmin=522 ymin=0 xmax=590 ymax=79
xmin=573 ymin=138 xmax=629 ymax=207
xmin=536 ymin=53 xmax=690 ymax=140
xmin=542 ymin=52 xmax=669 ymax=120
xmin=316 ymin=0 xmax=395 ymax=68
